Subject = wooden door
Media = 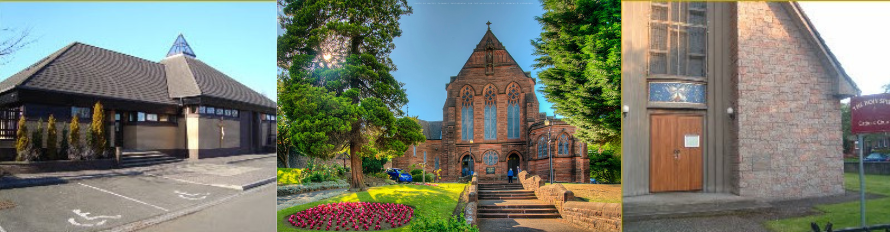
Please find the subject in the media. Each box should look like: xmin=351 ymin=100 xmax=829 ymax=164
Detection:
xmin=650 ymin=114 xmax=703 ymax=192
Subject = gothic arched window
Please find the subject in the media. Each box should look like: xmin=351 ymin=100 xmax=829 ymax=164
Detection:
xmin=461 ymin=86 xmax=474 ymax=141
xmin=506 ymin=83 xmax=521 ymax=139
xmin=558 ymin=134 xmax=569 ymax=155
xmin=538 ymin=136 xmax=549 ymax=158
xmin=484 ymin=85 xmax=497 ymax=140
xmin=483 ymin=150 xmax=498 ymax=165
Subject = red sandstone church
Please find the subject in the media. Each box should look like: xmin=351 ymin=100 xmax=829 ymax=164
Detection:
xmin=391 ymin=25 xmax=590 ymax=183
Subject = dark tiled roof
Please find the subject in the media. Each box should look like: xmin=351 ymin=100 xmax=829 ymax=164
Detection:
xmin=177 ymin=56 xmax=276 ymax=109
xmin=0 ymin=42 xmax=276 ymax=110
xmin=418 ymin=120 xmax=443 ymax=140
xmin=2 ymin=42 xmax=175 ymax=105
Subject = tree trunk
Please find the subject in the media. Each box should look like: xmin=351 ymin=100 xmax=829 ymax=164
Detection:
xmin=349 ymin=141 xmax=366 ymax=192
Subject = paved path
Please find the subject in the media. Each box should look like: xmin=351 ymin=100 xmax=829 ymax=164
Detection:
xmin=139 ymin=184 xmax=276 ymax=232
xmin=624 ymin=190 xmax=883 ymax=232
xmin=478 ymin=218 xmax=585 ymax=232
xmin=276 ymin=188 xmax=348 ymax=211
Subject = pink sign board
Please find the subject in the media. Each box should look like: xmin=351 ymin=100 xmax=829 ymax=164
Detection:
xmin=851 ymin=93 xmax=890 ymax=134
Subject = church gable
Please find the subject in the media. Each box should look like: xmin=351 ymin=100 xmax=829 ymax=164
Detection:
xmin=458 ymin=22 xmax=523 ymax=77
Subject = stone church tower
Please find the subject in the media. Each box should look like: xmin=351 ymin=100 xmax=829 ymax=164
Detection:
xmin=392 ymin=23 xmax=590 ymax=183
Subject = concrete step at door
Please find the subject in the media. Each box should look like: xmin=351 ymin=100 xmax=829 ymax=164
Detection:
xmin=120 ymin=151 xmax=183 ymax=168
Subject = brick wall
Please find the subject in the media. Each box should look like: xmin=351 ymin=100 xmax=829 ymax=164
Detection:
xmin=517 ymin=171 xmax=620 ymax=232
xmin=735 ymin=2 xmax=844 ymax=198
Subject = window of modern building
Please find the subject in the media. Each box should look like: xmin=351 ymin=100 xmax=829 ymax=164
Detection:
xmin=137 ymin=112 xmax=146 ymax=122
xmin=649 ymin=2 xmax=707 ymax=77
xmin=484 ymin=85 xmax=497 ymax=140
xmin=461 ymin=86 xmax=474 ymax=141
xmin=146 ymin=113 xmax=158 ymax=122
xmin=0 ymin=108 xmax=20 ymax=140
xmin=71 ymin=106 xmax=91 ymax=119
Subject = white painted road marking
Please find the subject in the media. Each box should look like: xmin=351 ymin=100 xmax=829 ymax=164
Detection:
xmin=0 ymin=223 xmax=6 ymax=232
xmin=67 ymin=209 xmax=122 ymax=227
xmin=78 ymin=183 xmax=169 ymax=212
xmin=175 ymin=190 xmax=210 ymax=200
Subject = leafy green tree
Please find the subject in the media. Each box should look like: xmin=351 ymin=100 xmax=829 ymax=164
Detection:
xmin=589 ymin=143 xmax=620 ymax=184
xmin=46 ymin=115 xmax=58 ymax=160
xmin=278 ymin=0 xmax=425 ymax=191
xmin=532 ymin=0 xmax=621 ymax=147
xmin=883 ymin=83 xmax=890 ymax=93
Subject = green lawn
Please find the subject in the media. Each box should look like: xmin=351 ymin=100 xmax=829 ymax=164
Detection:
xmin=765 ymin=173 xmax=890 ymax=232
xmin=277 ymin=183 xmax=466 ymax=232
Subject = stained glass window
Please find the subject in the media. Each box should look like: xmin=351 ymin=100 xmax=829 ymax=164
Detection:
xmin=507 ymin=83 xmax=520 ymax=139
xmin=538 ymin=136 xmax=549 ymax=158
xmin=484 ymin=85 xmax=497 ymax=140
xmin=483 ymin=150 xmax=498 ymax=165
xmin=461 ymin=86 xmax=474 ymax=141
xmin=648 ymin=82 xmax=706 ymax=104
xmin=558 ymin=134 xmax=569 ymax=155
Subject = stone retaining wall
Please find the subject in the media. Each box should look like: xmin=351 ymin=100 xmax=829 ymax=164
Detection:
xmin=517 ymin=171 xmax=621 ymax=232
xmin=844 ymin=162 xmax=890 ymax=175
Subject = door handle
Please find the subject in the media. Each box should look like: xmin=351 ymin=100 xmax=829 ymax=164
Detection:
xmin=673 ymin=149 xmax=680 ymax=160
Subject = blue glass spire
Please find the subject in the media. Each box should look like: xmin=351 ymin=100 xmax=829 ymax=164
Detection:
xmin=166 ymin=34 xmax=196 ymax=58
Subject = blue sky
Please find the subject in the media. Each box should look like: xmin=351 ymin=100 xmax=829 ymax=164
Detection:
xmin=0 ymin=2 xmax=277 ymax=101
xmin=278 ymin=0 xmax=555 ymax=121
xmin=799 ymin=2 xmax=890 ymax=96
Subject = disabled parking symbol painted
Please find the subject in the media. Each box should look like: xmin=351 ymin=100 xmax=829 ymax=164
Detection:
xmin=67 ymin=209 xmax=121 ymax=227
xmin=175 ymin=190 xmax=210 ymax=200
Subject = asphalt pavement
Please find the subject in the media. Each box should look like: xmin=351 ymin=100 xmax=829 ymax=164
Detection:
xmin=0 ymin=154 xmax=275 ymax=232
xmin=140 ymin=184 xmax=276 ymax=232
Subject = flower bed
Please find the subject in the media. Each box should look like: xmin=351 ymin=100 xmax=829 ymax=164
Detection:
xmin=286 ymin=202 xmax=414 ymax=231
xmin=278 ymin=180 xmax=350 ymax=196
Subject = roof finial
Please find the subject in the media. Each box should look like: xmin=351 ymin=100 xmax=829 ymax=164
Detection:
xmin=486 ymin=21 xmax=491 ymax=30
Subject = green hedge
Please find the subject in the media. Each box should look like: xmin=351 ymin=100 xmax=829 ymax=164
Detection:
xmin=411 ymin=173 xmax=435 ymax=182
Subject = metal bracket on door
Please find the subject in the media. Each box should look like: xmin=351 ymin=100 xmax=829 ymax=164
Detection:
xmin=673 ymin=149 xmax=680 ymax=160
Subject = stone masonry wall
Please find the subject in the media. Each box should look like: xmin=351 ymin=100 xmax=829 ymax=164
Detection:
xmin=736 ymin=2 xmax=844 ymax=198
xmin=517 ymin=171 xmax=620 ymax=232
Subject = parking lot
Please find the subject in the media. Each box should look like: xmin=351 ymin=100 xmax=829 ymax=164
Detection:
xmin=0 ymin=155 xmax=275 ymax=232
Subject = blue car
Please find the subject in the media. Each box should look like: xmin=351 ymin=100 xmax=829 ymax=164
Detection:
xmin=864 ymin=153 xmax=890 ymax=162
xmin=385 ymin=168 xmax=413 ymax=182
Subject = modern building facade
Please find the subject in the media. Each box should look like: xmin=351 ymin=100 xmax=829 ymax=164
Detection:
xmin=0 ymin=35 xmax=277 ymax=161
xmin=391 ymin=26 xmax=590 ymax=183
xmin=622 ymin=2 xmax=859 ymax=198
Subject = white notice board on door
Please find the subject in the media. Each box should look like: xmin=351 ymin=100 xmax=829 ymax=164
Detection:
xmin=684 ymin=134 xmax=700 ymax=148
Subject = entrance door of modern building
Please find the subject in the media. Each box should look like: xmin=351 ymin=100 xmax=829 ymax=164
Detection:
xmin=507 ymin=154 xmax=519 ymax=175
xmin=461 ymin=155 xmax=474 ymax=177
xmin=650 ymin=114 xmax=703 ymax=192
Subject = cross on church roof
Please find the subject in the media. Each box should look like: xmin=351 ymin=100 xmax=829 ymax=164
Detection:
xmin=486 ymin=21 xmax=491 ymax=30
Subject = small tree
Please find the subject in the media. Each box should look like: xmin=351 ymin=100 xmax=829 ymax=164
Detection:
xmin=30 ymin=118 xmax=43 ymax=159
xmin=46 ymin=115 xmax=58 ymax=160
xmin=59 ymin=129 xmax=69 ymax=157
xmin=68 ymin=115 xmax=81 ymax=160
xmin=88 ymin=102 xmax=106 ymax=158
xmin=14 ymin=116 xmax=30 ymax=161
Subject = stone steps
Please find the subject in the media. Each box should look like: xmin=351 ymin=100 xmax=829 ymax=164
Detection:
xmin=120 ymin=151 xmax=183 ymax=168
xmin=476 ymin=184 xmax=560 ymax=219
